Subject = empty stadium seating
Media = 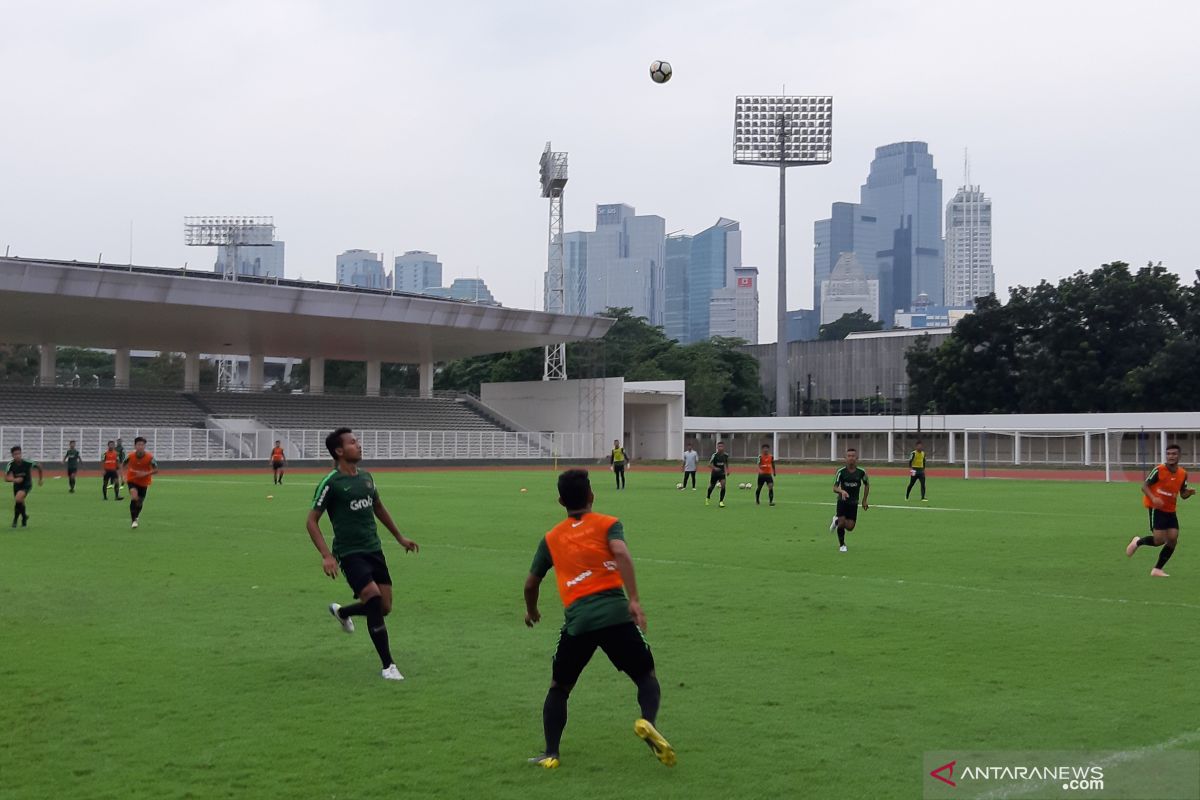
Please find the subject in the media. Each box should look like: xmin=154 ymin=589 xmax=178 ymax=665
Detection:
xmin=191 ymin=393 xmax=507 ymax=432
xmin=0 ymin=386 xmax=207 ymax=428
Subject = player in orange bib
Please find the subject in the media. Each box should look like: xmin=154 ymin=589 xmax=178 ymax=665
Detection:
xmin=122 ymin=436 xmax=158 ymax=529
xmin=755 ymin=443 xmax=776 ymax=506
xmin=270 ymin=441 xmax=286 ymax=485
xmin=522 ymin=469 xmax=675 ymax=770
xmin=101 ymin=440 xmax=123 ymax=501
xmin=1126 ymin=443 xmax=1194 ymax=577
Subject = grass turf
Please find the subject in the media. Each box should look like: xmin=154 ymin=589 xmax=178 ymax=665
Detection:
xmin=1 ymin=468 xmax=1198 ymax=799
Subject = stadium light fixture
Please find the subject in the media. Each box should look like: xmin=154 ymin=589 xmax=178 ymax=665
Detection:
xmin=733 ymin=95 xmax=832 ymax=416
xmin=539 ymin=143 xmax=569 ymax=381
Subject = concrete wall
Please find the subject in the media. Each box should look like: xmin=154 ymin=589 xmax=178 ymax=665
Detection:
xmin=623 ymin=380 xmax=685 ymax=460
xmin=746 ymin=330 xmax=952 ymax=415
xmin=481 ymin=378 xmax=623 ymax=460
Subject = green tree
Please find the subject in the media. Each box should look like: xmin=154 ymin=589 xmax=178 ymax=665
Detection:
xmin=818 ymin=310 xmax=883 ymax=341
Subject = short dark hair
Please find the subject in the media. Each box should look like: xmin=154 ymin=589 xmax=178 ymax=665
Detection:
xmin=10 ymin=445 xmax=19 ymax=454
xmin=915 ymin=440 xmax=923 ymax=445
xmin=717 ymin=441 xmax=725 ymax=446
xmin=134 ymin=436 xmax=147 ymax=445
xmin=107 ymin=440 xmax=115 ymax=446
xmin=558 ymin=468 xmax=591 ymax=511
xmin=846 ymin=447 xmax=858 ymax=454
xmin=326 ymin=427 xmax=353 ymax=459
xmin=274 ymin=440 xmax=281 ymax=445
xmin=1166 ymin=443 xmax=1182 ymax=453
xmin=762 ymin=444 xmax=770 ymax=449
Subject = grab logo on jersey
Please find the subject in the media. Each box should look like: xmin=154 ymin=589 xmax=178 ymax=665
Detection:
xmin=565 ymin=569 xmax=593 ymax=588
xmin=350 ymin=497 xmax=375 ymax=512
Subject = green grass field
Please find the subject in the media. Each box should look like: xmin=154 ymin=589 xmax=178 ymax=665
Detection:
xmin=2 ymin=467 xmax=1198 ymax=799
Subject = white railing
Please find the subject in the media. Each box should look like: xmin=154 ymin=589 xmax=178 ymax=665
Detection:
xmin=0 ymin=427 xmax=593 ymax=462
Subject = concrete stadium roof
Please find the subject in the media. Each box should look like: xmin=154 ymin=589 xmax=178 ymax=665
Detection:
xmin=0 ymin=257 xmax=613 ymax=363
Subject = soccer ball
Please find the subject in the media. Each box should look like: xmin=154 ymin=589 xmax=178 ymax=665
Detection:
xmin=676 ymin=483 xmax=684 ymax=490
xmin=650 ymin=60 xmax=672 ymax=84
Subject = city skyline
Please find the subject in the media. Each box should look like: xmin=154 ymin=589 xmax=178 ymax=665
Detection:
xmin=1 ymin=2 xmax=1196 ymax=344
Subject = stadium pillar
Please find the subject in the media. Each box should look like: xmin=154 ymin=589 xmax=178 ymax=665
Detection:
xmin=248 ymin=355 xmax=265 ymax=391
xmin=183 ymin=353 xmax=200 ymax=392
xmin=418 ymin=361 xmax=434 ymax=399
xmin=1014 ymin=432 xmax=1022 ymax=466
xmin=366 ymin=360 xmax=381 ymax=397
xmin=1160 ymin=430 xmax=1168 ymax=464
xmin=1084 ymin=433 xmax=1092 ymax=466
xmin=38 ymin=343 xmax=56 ymax=386
xmin=309 ymin=357 xmax=325 ymax=395
xmin=886 ymin=431 xmax=895 ymax=463
xmin=948 ymin=431 xmax=956 ymax=464
xmin=830 ymin=431 xmax=837 ymax=461
xmin=114 ymin=347 xmax=131 ymax=389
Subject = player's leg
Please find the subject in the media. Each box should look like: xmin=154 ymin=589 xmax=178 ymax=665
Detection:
xmin=531 ymin=629 xmax=596 ymax=766
xmin=718 ymin=476 xmax=726 ymax=505
xmin=68 ymin=469 xmax=76 ymax=492
xmin=128 ymin=486 xmax=142 ymax=526
xmin=755 ymin=474 xmax=764 ymax=504
xmin=767 ymin=476 xmax=775 ymax=505
xmin=919 ymin=471 xmax=927 ymax=500
xmin=1152 ymin=526 xmax=1179 ymax=577
xmin=337 ymin=554 xmax=397 ymax=673
xmin=599 ymin=623 xmax=675 ymax=767
xmin=706 ymin=472 xmax=717 ymax=501
xmin=1130 ymin=511 xmax=1166 ymax=556
xmin=12 ymin=487 xmax=27 ymax=527
xmin=113 ymin=473 xmax=122 ymax=500
xmin=906 ymin=473 xmax=917 ymax=499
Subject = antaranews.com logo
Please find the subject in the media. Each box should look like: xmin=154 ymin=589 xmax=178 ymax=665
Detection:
xmin=923 ymin=750 xmax=1199 ymax=800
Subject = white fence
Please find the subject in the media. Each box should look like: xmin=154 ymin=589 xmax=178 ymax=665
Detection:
xmin=0 ymin=427 xmax=593 ymax=463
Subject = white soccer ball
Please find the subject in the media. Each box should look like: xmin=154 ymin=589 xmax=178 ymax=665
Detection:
xmin=676 ymin=482 xmax=684 ymax=490
xmin=650 ymin=60 xmax=672 ymax=84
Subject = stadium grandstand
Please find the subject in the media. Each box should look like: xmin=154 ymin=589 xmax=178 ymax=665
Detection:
xmin=0 ymin=256 xmax=613 ymax=462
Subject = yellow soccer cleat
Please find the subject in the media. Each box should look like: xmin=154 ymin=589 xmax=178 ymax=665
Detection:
xmin=634 ymin=718 xmax=676 ymax=767
xmin=527 ymin=753 xmax=560 ymax=769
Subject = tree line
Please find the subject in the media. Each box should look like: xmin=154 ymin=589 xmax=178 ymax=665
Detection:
xmin=907 ymin=262 xmax=1200 ymax=413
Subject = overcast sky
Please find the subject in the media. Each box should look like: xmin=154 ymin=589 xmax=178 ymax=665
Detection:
xmin=2 ymin=0 xmax=1197 ymax=342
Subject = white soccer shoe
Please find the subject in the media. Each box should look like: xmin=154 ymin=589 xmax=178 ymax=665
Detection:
xmin=329 ymin=603 xmax=355 ymax=633
xmin=839 ymin=545 xmax=848 ymax=553
xmin=131 ymin=520 xmax=139 ymax=529
xmin=829 ymin=515 xmax=838 ymax=531
xmin=381 ymin=664 xmax=405 ymax=681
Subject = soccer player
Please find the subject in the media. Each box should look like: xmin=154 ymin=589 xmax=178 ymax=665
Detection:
xmin=115 ymin=438 xmax=127 ymax=489
xmin=123 ymin=436 xmax=158 ymax=529
xmin=5 ymin=446 xmax=43 ymax=528
xmin=101 ymin=440 xmax=122 ymax=500
xmin=755 ymin=444 xmax=776 ymax=506
xmin=705 ymin=441 xmax=730 ymax=507
xmin=680 ymin=442 xmax=699 ymax=491
xmin=610 ymin=439 xmax=628 ymax=490
xmin=270 ymin=441 xmax=286 ymax=485
xmin=1126 ymin=444 xmax=1194 ymax=577
xmin=905 ymin=440 xmax=928 ymax=502
xmin=831 ymin=448 xmax=869 ymax=552
xmin=63 ymin=440 xmax=81 ymax=493
xmin=523 ymin=468 xmax=674 ymax=770
xmin=307 ymin=427 xmax=419 ymax=681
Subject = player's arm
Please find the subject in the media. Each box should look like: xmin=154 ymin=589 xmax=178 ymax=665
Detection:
xmin=608 ymin=538 xmax=646 ymax=630
xmin=1182 ymin=478 xmax=1195 ymax=499
xmin=833 ymin=475 xmax=848 ymax=499
xmin=373 ymin=497 xmax=418 ymax=553
xmin=1142 ymin=471 xmax=1165 ymax=508
xmin=34 ymin=462 xmax=43 ymax=486
xmin=147 ymin=458 xmax=159 ymax=478
xmin=524 ymin=537 xmax=552 ymax=627
xmin=861 ymin=474 xmax=870 ymax=509
xmin=3 ymin=467 xmax=13 ymax=484
xmin=305 ymin=507 xmax=340 ymax=579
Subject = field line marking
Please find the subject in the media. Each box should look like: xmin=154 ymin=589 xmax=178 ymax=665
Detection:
xmin=975 ymin=727 xmax=1200 ymax=799
xmin=430 ymin=543 xmax=1200 ymax=612
xmin=795 ymin=500 xmax=1113 ymax=518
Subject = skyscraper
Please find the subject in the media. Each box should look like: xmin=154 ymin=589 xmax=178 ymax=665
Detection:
xmin=860 ymin=142 xmax=943 ymax=316
xmin=664 ymin=234 xmax=692 ymax=342
xmin=393 ymin=250 xmax=442 ymax=294
xmin=944 ymin=185 xmax=994 ymax=307
xmin=687 ymin=218 xmax=742 ymax=343
xmin=819 ymin=253 xmax=879 ymax=324
xmin=336 ymin=249 xmax=390 ymax=290
xmin=709 ymin=266 xmax=759 ymax=343
xmin=813 ymin=202 xmax=876 ymax=319
xmin=214 ymin=240 xmax=285 ymax=279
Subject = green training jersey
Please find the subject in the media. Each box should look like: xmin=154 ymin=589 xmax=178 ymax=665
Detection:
xmin=709 ymin=451 xmax=730 ymax=472
xmin=6 ymin=459 xmax=38 ymax=489
xmin=834 ymin=466 xmax=868 ymax=503
xmin=530 ymin=521 xmax=632 ymax=635
xmin=312 ymin=468 xmax=382 ymax=560
xmin=64 ymin=448 xmax=81 ymax=470
xmin=115 ymin=445 xmax=126 ymax=463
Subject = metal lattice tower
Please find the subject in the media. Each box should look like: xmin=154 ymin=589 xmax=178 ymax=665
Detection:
xmin=539 ymin=143 xmax=568 ymax=380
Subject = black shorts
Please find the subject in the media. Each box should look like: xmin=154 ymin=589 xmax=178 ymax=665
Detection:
xmin=12 ymin=481 xmax=30 ymax=496
xmin=339 ymin=550 xmax=392 ymax=597
xmin=1150 ymin=509 xmax=1180 ymax=532
xmin=836 ymin=499 xmax=858 ymax=521
xmin=67 ymin=467 xmax=78 ymax=476
xmin=552 ymin=621 xmax=655 ymax=687
xmin=103 ymin=470 xmax=119 ymax=483
xmin=128 ymin=483 xmax=150 ymax=500
xmin=272 ymin=461 xmax=284 ymax=469
xmin=709 ymin=470 xmax=726 ymax=486
xmin=757 ymin=473 xmax=774 ymax=487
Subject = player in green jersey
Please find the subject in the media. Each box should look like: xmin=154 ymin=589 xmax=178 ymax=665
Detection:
xmin=6 ymin=446 xmax=43 ymax=528
xmin=705 ymin=442 xmax=731 ymax=507
xmin=63 ymin=440 xmax=81 ymax=493
xmin=831 ymin=448 xmax=869 ymax=552
xmin=306 ymin=427 xmax=419 ymax=681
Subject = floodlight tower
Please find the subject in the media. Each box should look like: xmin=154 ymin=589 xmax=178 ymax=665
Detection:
xmin=733 ymin=96 xmax=832 ymax=416
xmin=184 ymin=216 xmax=276 ymax=388
xmin=539 ymin=143 xmax=569 ymax=381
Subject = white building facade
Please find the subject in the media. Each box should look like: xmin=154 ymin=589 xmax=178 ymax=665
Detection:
xmin=944 ymin=186 xmax=994 ymax=307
